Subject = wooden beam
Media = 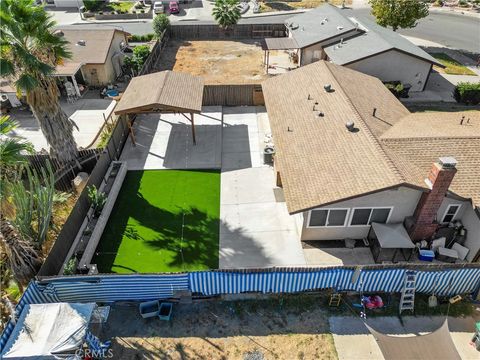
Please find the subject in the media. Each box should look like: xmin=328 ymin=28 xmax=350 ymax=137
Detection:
xmin=127 ymin=115 xmax=136 ymax=146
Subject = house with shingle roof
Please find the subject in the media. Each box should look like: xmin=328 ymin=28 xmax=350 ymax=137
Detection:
xmin=262 ymin=61 xmax=480 ymax=263
xmin=275 ymin=4 xmax=442 ymax=92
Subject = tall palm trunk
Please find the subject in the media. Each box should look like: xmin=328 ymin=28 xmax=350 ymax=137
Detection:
xmin=0 ymin=214 xmax=42 ymax=286
xmin=26 ymin=77 xmax=78 ymax=164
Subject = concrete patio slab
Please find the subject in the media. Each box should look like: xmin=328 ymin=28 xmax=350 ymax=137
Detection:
xmin=330 ymin=316 xmax=480 ymax=360
xmin=8 ymin=98 xmax=114 ymax=151
xmin=304 ymin=247 xmax=376 ymax=266
xmin=120 ymin=107 xmax=222 ymax=170
xmin=219 ymin=107 xmax=306 ymax=269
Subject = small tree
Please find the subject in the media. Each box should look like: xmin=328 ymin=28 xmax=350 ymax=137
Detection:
xmin=124 ymin=45 xmax=151 ymax=75
xmin=153 ymin=14 xmax=170 ymax=38
xmin=213 ymin=0 xmax=241 ymax=29
xmin=369 ymin=0 xmax=429 ymax=31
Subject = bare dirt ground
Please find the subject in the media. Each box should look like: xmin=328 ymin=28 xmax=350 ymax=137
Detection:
xmin=260 ymin=0 xmax=351 ymax=12
xmin=154 ymin=40 xmax=269 ymax=85
xmin=101 ymin=295 xmax=337 ymax=360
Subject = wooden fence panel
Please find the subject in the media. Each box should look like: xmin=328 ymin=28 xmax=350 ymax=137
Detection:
xmin=169 ymin=23 xmax=286 ymax=40
xmin=202 ymin=84 xmax=264 ymax=106
xmin=37 ymin=116 xmax=131 ymax=277
xmin=139 ymin=31 xmax=170 ymax=76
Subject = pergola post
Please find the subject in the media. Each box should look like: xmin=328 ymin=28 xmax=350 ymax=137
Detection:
xmin=127 ymin=114 xmax=136 ymax=146
xmin=266 ymin=51 xmax=270 ymax=74
xmin=191 ymin=112 xmax=196 ymax=145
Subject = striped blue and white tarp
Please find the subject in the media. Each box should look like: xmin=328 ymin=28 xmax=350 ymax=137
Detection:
xmin=39 ymin=274 xmax=189 ymax=303
xmin=416 ymin=268 xmax=480 ymax=296
xmin=189 ymin=269 xmax=355 ymax=296
xmin=355 ymin=269 xmax=406 ymax=293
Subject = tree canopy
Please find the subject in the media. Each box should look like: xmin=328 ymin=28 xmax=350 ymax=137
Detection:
xmin=369 ymin=0 xmax=429 ymax=31
xmin=212 ymin=0 xmax=241 ymax=29
xmin=153 ymin=13 xmax=170 ymax=38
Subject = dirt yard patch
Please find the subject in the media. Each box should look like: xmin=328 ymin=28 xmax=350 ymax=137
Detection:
xmin=102 ymin=295 xmax=338 ymax=359
xmin=155 ymin=40 xmax=268 ymax=84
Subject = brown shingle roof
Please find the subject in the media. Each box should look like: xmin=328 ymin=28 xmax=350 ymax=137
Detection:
xmin=381 ymin=111 xmax=480 ymax=206
xmin=262 ymin=61 xmax=413 ymax=214
xmin=263 ymin=61 xmax=480 ymax=213
xmin=57 ymin=28 xmax=127 ymax=65
xmin=115 ymin=71 xmax=204 ymax=115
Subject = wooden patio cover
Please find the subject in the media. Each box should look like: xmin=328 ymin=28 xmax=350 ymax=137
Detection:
xmin=115 ymin=70 xmax=204 ymax=144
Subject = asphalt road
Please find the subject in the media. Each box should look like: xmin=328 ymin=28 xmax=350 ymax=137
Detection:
xmin=72 ymin=9 xmax=480 ymax=53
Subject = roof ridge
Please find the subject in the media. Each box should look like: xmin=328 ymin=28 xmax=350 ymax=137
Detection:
xmin=381 ymin=135 xmax=480 ymax=141
xmin=325 ymin=62 xmax=406 ymax=182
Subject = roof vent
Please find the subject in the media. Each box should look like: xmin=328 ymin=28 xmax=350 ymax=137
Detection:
xmin=438 ymin=157 xmax=457 ymax=169
xmin=337 ymin=26 xmax=344 ymax=31
xmin=346 ymin=121 xmax=355 ymax=132
xmin=54 ymin=30 xmax=64 ymax=37
xmin=290 ymin=23 xmax=299 ymax=30
xmin=324 ymin=84 xmax=332 ymax=92
xmin=76 ymin=40 xmax=86 ymax=46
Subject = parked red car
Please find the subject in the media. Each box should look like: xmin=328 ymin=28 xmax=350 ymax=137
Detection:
xmin=169 ymin=1 xmax=179 ymax=14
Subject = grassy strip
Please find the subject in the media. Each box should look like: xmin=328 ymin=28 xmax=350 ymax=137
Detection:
xmin=433 ymin=53 xmax=477 ymax=76
xmin=93 ymin=170 xmax=220 ymax=273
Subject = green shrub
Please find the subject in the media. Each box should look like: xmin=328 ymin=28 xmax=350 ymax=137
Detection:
xmin=384 ymin=81 xmax=409 ymax=98
xmin=63 ymin=257 xmax=77 ymax=275
xmin=458 ymin=0 xmax=469 ymax=7
xmin=153 ymin=14 xmax=170 ymax=38
xmin=454 ymin=82 xmax=480 ymax=104
xmin=83 ymin=0 xmax=103 ymax=12
xmin=87 ymin=185 xmax=107 ymax=216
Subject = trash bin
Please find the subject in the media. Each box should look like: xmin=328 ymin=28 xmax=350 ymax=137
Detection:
xmin=264 ymin=146 xmax=275 ymax=164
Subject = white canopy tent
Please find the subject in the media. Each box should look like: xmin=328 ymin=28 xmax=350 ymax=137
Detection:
xmin=1 ymin=302 xmax=95 ymax=359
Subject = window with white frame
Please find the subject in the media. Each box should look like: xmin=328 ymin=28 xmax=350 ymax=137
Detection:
xmin=349 ymin=207 xmax=392 ymax=226
xmin=308 ymin=208 xmax=349 ymax=227
xmin=441 ymin=204 xmax=461 ymax=224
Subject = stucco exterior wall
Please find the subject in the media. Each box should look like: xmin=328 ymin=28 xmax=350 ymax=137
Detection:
xmin=462 ymin=207 xmax=480 ymax=262
xmin=78 ymin=31 xmax=127 ymax=86
xmin=344 ymin=49 xmax=432 ymax=92
xmin=437 ymin=196 xmax=468 ymax=224
xmin=300 ymin=186 xmax=423 ymax=241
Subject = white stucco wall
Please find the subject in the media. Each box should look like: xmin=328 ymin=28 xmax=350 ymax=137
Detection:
xmin=345 ymin=49 xmax=432 ymax=92
xmin=300 ymin=186 xmax=423 ymax=241
xmin=437 ymin=196 xmax=468 ymax=224
xmin=53 ymin=0 xmax=84 ymax=7
xmin=462 ymin=207 xmax=480 ymax=262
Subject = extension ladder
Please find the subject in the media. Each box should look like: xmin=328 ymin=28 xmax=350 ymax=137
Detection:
xmin=399 ymin=270 xmax=417 ymax=314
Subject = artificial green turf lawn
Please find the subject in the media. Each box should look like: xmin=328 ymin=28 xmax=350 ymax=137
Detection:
xmin=93 ymin=170 xmax=220 ymax=273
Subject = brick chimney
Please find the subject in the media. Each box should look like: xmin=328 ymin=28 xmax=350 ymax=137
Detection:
xmin=408 ymin=157 xmax=457 ymax=241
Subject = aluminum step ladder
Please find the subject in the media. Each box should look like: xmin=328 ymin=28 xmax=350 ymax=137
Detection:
xmin=399 ymin=270 xmax=417 ymax=314
xmin=329 ymin=293 xmax=342 ymax=307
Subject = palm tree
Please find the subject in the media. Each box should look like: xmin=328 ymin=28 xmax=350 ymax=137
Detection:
xmin=212 ymin=0 xmax=241 ymax=29
xmin=0 ymin=0 xmax=78 ymax=163
xmin=0 ymin=214 xmax=42 ymax=288
xmin=0 ymin=116 xmax=34 ymax=179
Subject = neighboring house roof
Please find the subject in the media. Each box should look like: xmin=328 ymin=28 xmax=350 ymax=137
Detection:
xmin=285 ymin=4 xmax=358 ymax=48
xmin=115 ymin=71 xmax=204 ymax=115
xmin=262 ymin=61 xmax=413 ymax=214
xmin=55 ymin=28 xmax=128 ymax=65
xmin=262 ymin=61 xmax=480 ymax=214
xmin=324 ymin=18 xmax=442 ymax=67
xmin=0 ymin=78 xmax=16 ymax=94
xmin=380 ymin=112 xmax=480 ymax=207
xmin=53 ymin=62 xmax=83 ymax=77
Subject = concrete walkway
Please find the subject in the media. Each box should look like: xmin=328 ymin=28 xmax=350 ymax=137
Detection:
xmin=219 ymin=107 xmax=306 ymax=268
xmin=330 ymin=316 xmax=480 ymax=360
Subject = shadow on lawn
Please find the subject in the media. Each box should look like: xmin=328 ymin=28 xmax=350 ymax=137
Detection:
xmin=94 ymin=170 xmax=273 ymax=273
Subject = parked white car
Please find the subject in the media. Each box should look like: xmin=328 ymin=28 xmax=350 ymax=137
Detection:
xmin=153 ymin=1 xmax=165 ymax=14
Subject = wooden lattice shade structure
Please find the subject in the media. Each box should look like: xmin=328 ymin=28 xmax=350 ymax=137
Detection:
xmin=115 ymin=70 xmax=204 ymax=144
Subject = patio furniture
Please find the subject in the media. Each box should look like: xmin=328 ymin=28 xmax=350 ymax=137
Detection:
xmin=368 ymin=222 xmax=415 ymax=263
xmin=158 ymin=302 xmax=173 ymax=321
xmin=437 ymin=247 xmax=458 ymax=263
xmin=139 ymin=300 xmax=160 ymax=318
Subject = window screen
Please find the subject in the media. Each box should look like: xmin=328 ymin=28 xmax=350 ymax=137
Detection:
xmin=370 ymin=208 xmax=391 ymax=224
xmin=350 ymin=209 xmax=371 ymax=226
xmin=309 ymin=210 xmax=328 ymax=227
xmin=327 ymin=209 xmax=348 ymax=226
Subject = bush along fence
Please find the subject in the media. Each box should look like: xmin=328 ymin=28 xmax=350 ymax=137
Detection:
xmin=138 ymin=31 xmax=169 ymax=76
xmin=36 ymin=115 xmax=133 ymax=278
xmin=1 ymin=265 xmax=480 ymax=351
